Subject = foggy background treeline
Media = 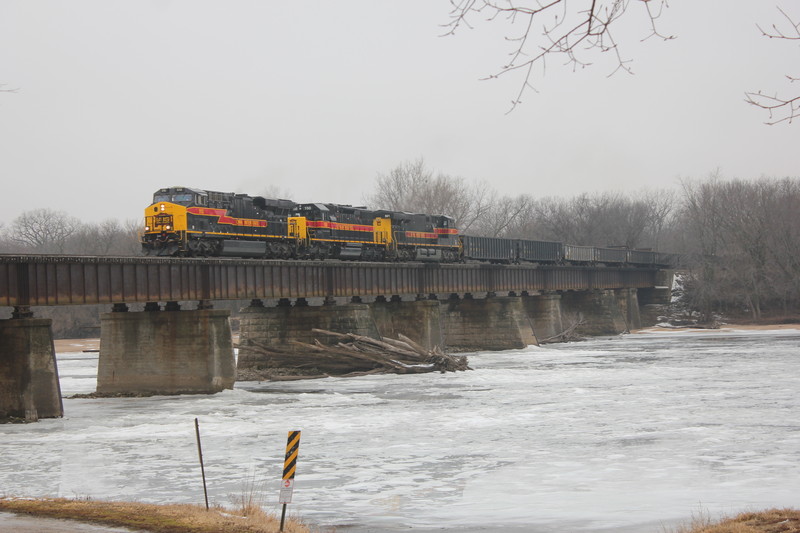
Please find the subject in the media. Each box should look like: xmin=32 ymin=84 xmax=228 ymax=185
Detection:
xmin=367 ymin=161 xmax=800 ymax=322
xmin=1 ymin=162 xmax=799 ymax=336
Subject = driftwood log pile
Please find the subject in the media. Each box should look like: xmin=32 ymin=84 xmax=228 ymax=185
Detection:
xmin=236 ymin=329 xmax=471 ymax=381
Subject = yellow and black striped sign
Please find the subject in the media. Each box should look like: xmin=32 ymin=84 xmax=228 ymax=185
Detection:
xmin=283 ymin=430 xmax=301 ymax=480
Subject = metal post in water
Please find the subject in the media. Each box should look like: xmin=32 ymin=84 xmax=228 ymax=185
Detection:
xmin=280 ymin=503 xmax=288 ymax=532
xmin=195 ymin=417 xmax=209 ymax=510
xmin=279 ymin=430 xmax=301 ymax=532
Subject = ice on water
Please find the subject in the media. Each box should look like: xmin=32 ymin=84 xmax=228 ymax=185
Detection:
xmin=1 ymin=328 xmax=798 ymax=532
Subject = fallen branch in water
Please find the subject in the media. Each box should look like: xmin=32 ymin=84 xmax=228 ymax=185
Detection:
xmin=541 ymin=313 xmax=587 ymax=343
xmin=236 ymin=329 xmax=471 ymax=380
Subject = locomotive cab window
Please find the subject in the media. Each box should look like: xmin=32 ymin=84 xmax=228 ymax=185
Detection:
xmin=153 ymin=192 xmax=194 ymax=205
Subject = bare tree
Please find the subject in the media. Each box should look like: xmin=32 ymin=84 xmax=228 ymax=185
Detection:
xmin=523 ymin=192 xmax=651 ymax=248
xmin=678 ymin=174 xmax=729 ymax=321
xmin=676 ymin=174 xmax=800 ymax=320
xmin=67 ymin=218 xmax=142 ymax=256
xmin=0 ymin=222 xmax=10 ymax=252
xmin=765 ymin=178 xmax=800 ymax=309
xmin=257 ymin=184 xmax=294 ymax=200
xmin=471 ymin=194 xmax=533 ymax=237
xmin=445 ymin=0 xmax=673 ymax=111
xmin=745 ymin=7 xmax=800 ymax=124
xmin=365 ymin=158 xmax=433 ymax=212
xmin=366 ymin=158 xmax=496 ymax=233
xmin=10 ymin=209 xmax=81 ymax=253
xmin=638 ymin=189 xmax=676 ymax=251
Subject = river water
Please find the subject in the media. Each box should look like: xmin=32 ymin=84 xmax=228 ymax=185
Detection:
xmin=1 ymin=328 xmax=798 ymax=532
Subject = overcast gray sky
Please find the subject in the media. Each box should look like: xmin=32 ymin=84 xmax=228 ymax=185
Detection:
xmin=1 ymin=1 xmax=798 ymax=225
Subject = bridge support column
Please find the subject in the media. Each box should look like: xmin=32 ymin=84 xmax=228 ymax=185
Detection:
xmin=522 ymin=293 xmax=564 ymax=344
xmin=237 ymin=300 xmax=380 ymax=379
xmin=560 ymin=290 xmax=628 ymax=336
xmin=370 ymin=298 xmax=443 ymax=351
xmin=97 ymin=309 xmax=235 ymax=395
xmin=638 ymin=270 xmax=675 ymax=326
xmin=0 ymin=317 xmax=63 ymax=422
xmin=614 ymin=288 xmax=642 ymax=331
xmin=440 ymin=295 xmax=537 ymax=352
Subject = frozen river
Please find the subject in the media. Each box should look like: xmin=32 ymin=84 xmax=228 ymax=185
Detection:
xmin=1 ymin=328 xmax=799 ymax=532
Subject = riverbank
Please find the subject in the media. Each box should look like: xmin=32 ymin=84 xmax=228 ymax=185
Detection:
xmin=1 ymin=498 xmax=797 ymax=533
xmin=633 ymin=322 xmax=800 ymax=334
xmin=0 ymin=497 xmax=310 ymax=533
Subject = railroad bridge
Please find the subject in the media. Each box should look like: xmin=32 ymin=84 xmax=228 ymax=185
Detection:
xmin=0 ymin=255 xmax=673 ymax=421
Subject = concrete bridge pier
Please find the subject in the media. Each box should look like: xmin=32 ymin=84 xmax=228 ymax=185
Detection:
xmin=440 ymin=294 xmax=537 ymax=352
xmin=522 ymin=292 xmax=564 ymax=344
xmin=638 ymin=270 xmax=675 ymax=326
xmin=560 ymin=289 xmax=629 ymax=337
xmin=97 ymin=303 xmax=235 ymax=395
xmin=614 ymin=288 xmax=642 ymax=331
xmin=370 ymin=297 xmax=443 ymax=351
xmin=237 ymin=298 xmax=381 ymax=376
xmin=0 ymin=308 xmax=63 ymax=422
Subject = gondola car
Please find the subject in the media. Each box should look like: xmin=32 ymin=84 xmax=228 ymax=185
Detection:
xmin=461 ymin=235 xmax=516 ymax=263
xmin=516 ymin=239 xmax=563 ymax=263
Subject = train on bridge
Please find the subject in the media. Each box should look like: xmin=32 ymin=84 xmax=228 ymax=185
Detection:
xmin=142 ymin=186 xmax=674 ymax=267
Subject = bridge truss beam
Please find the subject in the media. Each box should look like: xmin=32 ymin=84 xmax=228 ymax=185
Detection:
xmin=0 ymin=255 xmax=659 ymax=307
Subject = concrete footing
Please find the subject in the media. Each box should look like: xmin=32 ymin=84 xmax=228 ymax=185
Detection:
xmin=370 ymin=299 xmax=443 ymax=351
xmin=638 ymin=270 xmax=674 ymax=306
xmin=441 ymin=296 xmax=537 ymax=352
xmin=97 ymin=309 xmax=235 ymax=395
xmin=237 ymin=301 xmax=380 ymax=374
xmin=560 ymin=290 xmax=629 ymax=336
xmin=522 ymin=293 xmax=564 ymax=343
xmin=615 ymin=288 xmax=642 ymax=331
xmin=236 ymin=288 xmax=649 ymax=361
xmin=0 ymin=318 xmax=63 ymax=421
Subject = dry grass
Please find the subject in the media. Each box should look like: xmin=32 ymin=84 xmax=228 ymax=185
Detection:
xmin=671 ymin=508 xmax=800 ymax=533
xmin=0 ymin=496 xmax=311 ymax=533
xmin=3 ymin=497 xmax=797 ymax=533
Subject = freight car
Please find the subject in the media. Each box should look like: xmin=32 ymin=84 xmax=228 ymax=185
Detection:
xmin=141 ymin=186 xmax=672 ymax=267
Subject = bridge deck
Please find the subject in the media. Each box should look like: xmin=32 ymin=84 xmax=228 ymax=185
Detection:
xmin=0 ymin=255 xmax=659 ymax=306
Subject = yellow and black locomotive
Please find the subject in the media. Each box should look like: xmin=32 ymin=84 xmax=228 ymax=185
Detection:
xmin=142 ymin=186 xmax=461 ymax=261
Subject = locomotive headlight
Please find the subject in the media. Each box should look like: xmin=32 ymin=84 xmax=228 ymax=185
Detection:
xmin=165 ymin=225 xmax=172 ymax=230
xmin=160 ymin=204 xmax=166 ymax=211
xmin=145 ymin=226 xmax=151 ymax=231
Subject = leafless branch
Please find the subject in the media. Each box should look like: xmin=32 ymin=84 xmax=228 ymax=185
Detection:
xmin=745 ymin=90 xmax=800 ymax=125
xmin=445 ymin=0 xmax=673 ymax=112
xmin=748 ymin=6 xmax=800 ymax=124
xmin=756 ymin=6 xmax=800 ymax=40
